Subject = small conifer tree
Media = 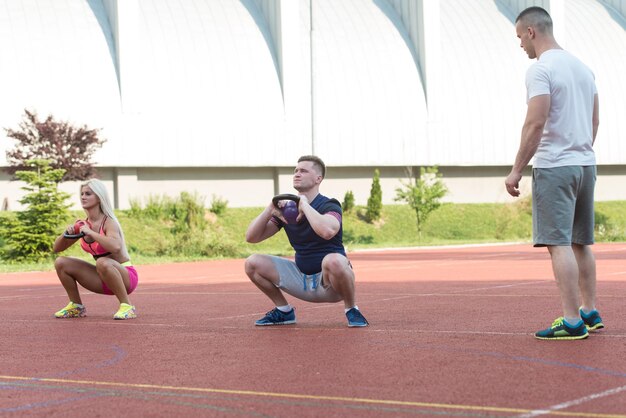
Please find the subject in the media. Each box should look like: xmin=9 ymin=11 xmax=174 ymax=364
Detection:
xmin=366 ymin=169 xmax=383 ymax=222
xmin=342 ymin=190 xmax=355 ymax=214
xmin=0 ymin=160 xmax=71 ymax=262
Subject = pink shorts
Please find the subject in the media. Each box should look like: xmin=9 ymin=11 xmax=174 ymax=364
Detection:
xmin=102 ymin=265 xmax=139 ymax=295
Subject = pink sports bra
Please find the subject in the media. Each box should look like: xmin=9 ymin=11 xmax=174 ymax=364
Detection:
xmin=80 ymin=216 xmax=112 ymax=259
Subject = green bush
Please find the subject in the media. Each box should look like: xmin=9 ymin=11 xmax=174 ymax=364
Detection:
xmin=123 ymin=191 xmax=240 ymax=259
xmin=209 ymin=194 xmax=229 ymax=216
xmin=366 ymin=169 xmax=382 ymax=222
xmin=173 ymin=191 xmax=207 ymax=233
xmin=595 ymin=207 xmax=626 ymax=242
xmin=128 ymin=192 xmax=206 ymax=229
xmin=128 ymin=195 xmax=174 ymax=220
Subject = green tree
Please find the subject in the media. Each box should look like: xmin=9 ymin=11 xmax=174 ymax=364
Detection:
xmin=0 ymin=159 xmax=71 ymax=262
xmin=395 ymin=166 xmax=448 ymax=237
xmin=4 ymin=109 xmax=105 ymax=181
xmin=366 ymin=169 xmax=383 ymax=222
xmin=342 ymin=190 xmax=355 ymax=214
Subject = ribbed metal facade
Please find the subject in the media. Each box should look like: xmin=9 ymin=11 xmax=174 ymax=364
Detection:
xmin=1 ymin=0 xmax=625 ymax=208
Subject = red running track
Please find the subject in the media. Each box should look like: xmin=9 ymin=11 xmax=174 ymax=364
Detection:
xmin=1 ymin=243 xmax=626 ymax=417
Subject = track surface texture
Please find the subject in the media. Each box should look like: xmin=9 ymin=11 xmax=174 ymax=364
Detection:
xmin=1 ymin=243 xmax=626 ymax=417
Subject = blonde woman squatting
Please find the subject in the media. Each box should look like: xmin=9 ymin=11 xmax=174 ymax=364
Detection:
xmin=53 ymin=179 xmax=138 ymax=319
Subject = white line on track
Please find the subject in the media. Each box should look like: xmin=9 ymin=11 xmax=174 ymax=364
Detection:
xmin=516 ymin=384 xmax=626 ymax=417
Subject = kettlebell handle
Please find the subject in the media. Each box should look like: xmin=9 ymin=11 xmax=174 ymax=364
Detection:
xmin=272 ymin=194 xmax=300 ymax=208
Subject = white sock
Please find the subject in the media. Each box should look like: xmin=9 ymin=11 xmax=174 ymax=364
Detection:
xmin=276 ymin=304 xmax=292 ymax=313
xmin=345 ymin=305 xmax=359 ymax=313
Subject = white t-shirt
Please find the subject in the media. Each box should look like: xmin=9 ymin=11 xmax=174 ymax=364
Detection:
xmin=526 ymin=49 xmax=597 ymax=168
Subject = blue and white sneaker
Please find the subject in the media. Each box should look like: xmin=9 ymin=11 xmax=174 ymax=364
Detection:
xmin=255 ymin=308 xmax=296 ymax=326
xmin=346 ymin=308 xmax=369 ymax=327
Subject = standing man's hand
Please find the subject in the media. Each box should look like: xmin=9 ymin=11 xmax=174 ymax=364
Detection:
xmin=505 ymin=171 xmax=522 ymax=197
xmin=505 ymin=95 xmax=550 ymax=199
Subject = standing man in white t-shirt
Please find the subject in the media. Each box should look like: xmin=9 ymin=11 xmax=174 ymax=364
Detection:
xmin=505 ymin=6 xmax=602 ymax=340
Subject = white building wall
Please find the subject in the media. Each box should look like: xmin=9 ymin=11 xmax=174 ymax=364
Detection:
xmin=274 ymin=0 xmax=314 ymax=156
xmin=564 ymin=0 xmax=626 ymax=165
xmin=435 ymin=0 xmax=530 ymax=166
xmin=1 ymin=0 xmax=625 ymax=209
xmin=0 ymin=0 xmax=121 ymax=160
xmin=311 ymin=0 xmax=428 ymax=166
xmin=121 ymin=0 xmax=289 ymax=167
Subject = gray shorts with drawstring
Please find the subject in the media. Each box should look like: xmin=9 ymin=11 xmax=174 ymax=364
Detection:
xmin=269 ymin=256 xmax=342 ymax=303
xmin=532 ymin=166 xmax=596 ymax=247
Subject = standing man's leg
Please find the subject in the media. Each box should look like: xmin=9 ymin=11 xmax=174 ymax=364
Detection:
xmin=572 ymin=165 xmax=603 ymax=330
xmin=533 ymin=167 xmax=588 ymax=339
xmin=534 ymin=169 xmax=580 ymax=321
xmin=547 ymin=245 xmax=581 ymax=323
xmin=574 ymin=243 xmax=604 ymax=330
xmin=574 ymin=244 xmax=596 ymax=312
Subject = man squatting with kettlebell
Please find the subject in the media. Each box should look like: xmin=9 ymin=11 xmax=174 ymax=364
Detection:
xmin=244 ymin=155 xmax=369 ymax=327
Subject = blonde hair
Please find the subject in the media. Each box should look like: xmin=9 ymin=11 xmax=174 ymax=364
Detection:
xmin=80 ymin=179 xmax=124 ymax=238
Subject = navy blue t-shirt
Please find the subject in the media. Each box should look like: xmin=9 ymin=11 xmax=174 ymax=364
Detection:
xmin=273 ymin=193 xmax=346 ymax=274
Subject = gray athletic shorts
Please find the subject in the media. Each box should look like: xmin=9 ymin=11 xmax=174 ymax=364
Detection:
xmin=532 ymin=166 xmax=596 ymax=247
xmin=269 ymin=256 xmax=342 ymax=303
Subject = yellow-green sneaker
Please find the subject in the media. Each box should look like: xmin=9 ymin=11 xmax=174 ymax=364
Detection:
xmin=535 ymin=317 xmax=588 ymax=340
xmin=113 ymin=303 xmax=137 ymax=320
xmin=54 ymin=302 xmax=86 ymax=318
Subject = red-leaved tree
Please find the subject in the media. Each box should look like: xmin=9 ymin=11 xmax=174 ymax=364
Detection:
xmin=4 ymin=109 xmax=106 ymax=181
